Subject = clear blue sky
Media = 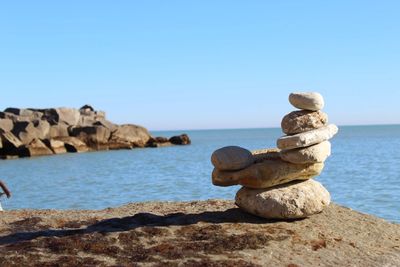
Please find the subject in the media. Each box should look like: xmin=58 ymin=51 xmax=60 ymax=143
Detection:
xmin=1 ymin=1 xmax=399 ymax=130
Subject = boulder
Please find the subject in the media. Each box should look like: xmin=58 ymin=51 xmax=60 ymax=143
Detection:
xmin=19 ymin=139 xmax=54 ymax=157
xmin=43 ymin=139 xmax=67 ymax=154
xmin=11 ymin=120 xmax=50 ymax=144
xmin=211 ymin=146 xmax=254 ymax=171
xmin=281 ymin=110 xmax=328 ymax=135
xmin=289 ymin=92 xmax=325 ymax=111
xmin=32 ymin=120 xmax=50 ymax=139
xmin=280 ymin=141 xmax=331 ymax=164
xmin=4 ymin=108 xmax=34 ymax=117
xmin=69 ymin=126 xmax=111 ymax=150
xmin=277 ymin=124 xmax=338 ymax=150
xmin=49 ymin=123 xmax=70 ymax=138
xmin=146 ymin=136 xmax=171 ymax=148
xmin=55 ymin=137 xmax=89 ymax=153
xmin=77 ymin=115 xmax=96 ymax=127
xmin=93 ymin=119 xmax=117 ymax=131
xmin=3 ymin=108 xmax=43 ymax=121
xmin=110 ymin=124 xmax=152 ymax=147
xmin=0 ymin=131 xmax=23 ymax=149
xmin=108 ymin=140 xmax=133 ymax=150
xmin=0 ymin=131 xmax=23 ymax=157
xmin=56 ymin=108 xmax=80 ymax=125
xmin=169 ymin=134 xmax=191 ymax=145
xmin=235 ymin=179 xmax=331 ymax=219
xmin=31 ymin=108 xmax=59 ymax=125
xmin=212 ymin=158 xmax=324 ymax=188
xmin=0 ymin=118 xmax=14 ymax=132
xmin=80 ymin=104 xmax=94 ymax=112
xmin=12 ymin=121 xmax=41 ymax=144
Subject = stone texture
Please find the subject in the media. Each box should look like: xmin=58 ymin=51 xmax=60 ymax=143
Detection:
xmin=110 ymin=124 xmax=152 ymax=147
xmin=252 ymin=148 xmax=281 ymax=163
xmin=20 ymin=139 xmax=54 ymax=157
xmin=289 ymin=92 xmax=324 ymax=111
xmin=69 ymin=126 xmax=111 ymax=150
xmin=43 ymin=139 xmax=67 ymax=154
xmin=0 ymin=131 xmax=23 ymax=150
xmin=146 ymin=137 xmax=172 ymax=148
xmin=277 ymin=124 xmax=338 ymax=150
xmin=56 ymin=108 xmax=80 ymax=126
xmin=0 ymin=200 xmax=399 ymax=267
xmin=280 ymin=141 xmax=331 ymax=164
xmin=55 ymin=137 xmax=89 ymax=153
xmin=169 ymin=134 xmax=191 ymax=145
xmin=0 ymin=118 xmax=13 ymax=132
xmin=281 ymin=110 xmax=328 ymax=135
xmin=93 ymin=119 xmax=117 ymax=132
xmin=49 ymin=123 xmax=70 ymax=138
xmin=32 ymin=119 xmax=50 ymax=140
xmin=212 ymin=157 xmax=324 ymax=188
xmin=235 ymin=179 xmax=331 ymax=219
xmin=14 ymin=119 xmax=50 ymax=142
xmin=211 ymin=146 xmax=254 ymax=171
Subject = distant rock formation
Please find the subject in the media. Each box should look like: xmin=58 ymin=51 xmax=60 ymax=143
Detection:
xmin=0 ymin=105 xmax=190 ymax=159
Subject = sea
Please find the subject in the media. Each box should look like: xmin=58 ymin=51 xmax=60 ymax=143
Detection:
xmin=1 ymin=125 xmax=399 ymax=223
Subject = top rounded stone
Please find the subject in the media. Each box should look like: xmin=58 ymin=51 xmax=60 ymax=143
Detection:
xmin=211 ymin=146 xmax=254 ymax=171
xmin=289 ymin=92 xmax=324 ymax=111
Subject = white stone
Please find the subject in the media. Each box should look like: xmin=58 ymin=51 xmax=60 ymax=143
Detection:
xmin=289 ymin=92 xmax=324 ymax=111
xmin=211 ymin=146 xmax=254 ymax=171
xmin=280 ymin=141 xmax=331 ymax=164
xmin=277 ymin=124 xmax=338 ymax=150
xmin=235 ymin=179 xmax=331 ymax=219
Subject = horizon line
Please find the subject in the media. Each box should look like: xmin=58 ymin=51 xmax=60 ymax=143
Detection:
xmin=149 ymin=123 xmax=400 ymax=132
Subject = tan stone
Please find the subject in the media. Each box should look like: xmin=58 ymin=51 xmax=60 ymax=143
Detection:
xmin=277 ymin=124 xmax=338 ymax=150
xmin=211 ymin=146 xmax=254 ymax=171
xmin=23 ymin=139 xmax=54 ymax=157
xmin=0 ymin=131 xmax=22 ymax=149
xmin=235 ymin=179 xmax=331 ymax=219
xmin=289 ymin=92 xmax=324 ymax=111
xmin=49 ymin=123 xmax=70 ymax=138
xmin=43 ymin=139 xmax=67 ymax=154
xmin=212 ymin=157 xmax=324 ymax=189
xmin=281 ymin=110 xmax=328 ymax=135
xmin=280 ymin=141 xmax=331 ymax=164
xmin=110 ymin=124 xmax=151 ymax=147
xmin=55 ymin=137 xmax=89 ymax=153
xmin=251 ymin=148 xmax=281 ymax=163
xmin=0 ymin=118 xmax=13 ymax=132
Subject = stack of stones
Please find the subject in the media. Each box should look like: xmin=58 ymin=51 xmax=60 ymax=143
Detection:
xmin=211 ymin=92 xmax=338 ymax=219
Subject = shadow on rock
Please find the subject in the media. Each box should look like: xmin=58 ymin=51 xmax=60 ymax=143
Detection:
xmin=0 ymin=208 xmax=292 ymax=245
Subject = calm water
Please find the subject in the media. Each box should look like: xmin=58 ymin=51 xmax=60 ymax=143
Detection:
xmin=1 ymin=125 xmax=399 ymax=223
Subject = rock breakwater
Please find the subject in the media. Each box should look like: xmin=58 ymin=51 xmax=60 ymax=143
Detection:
xmin=0 ymin=105 xmax=190 ymax=159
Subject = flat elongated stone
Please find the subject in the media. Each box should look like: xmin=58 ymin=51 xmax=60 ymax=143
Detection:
xmin=252 ymin=148 xmax=281 ymax=163
xmin=277 ymin=124 xmax=338 ymax=150
xmin=235 ymin=179 xmax=331 ymax=219
xmin=280 ymin=141 xmax=331 ymax=164
xmin=212 ymin=157 xmax=324 ymax=189
xmin=281 ymin=110 xmax=328 ymax=135
xmin=289 ymin=92 xmax=324 ymax=111
xmin=211 ymin=146 xmax=254 ymax=171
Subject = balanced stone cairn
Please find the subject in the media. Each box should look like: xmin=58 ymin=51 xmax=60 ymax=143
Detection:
xmin=211 ymin=92 xmax=338 ymax=219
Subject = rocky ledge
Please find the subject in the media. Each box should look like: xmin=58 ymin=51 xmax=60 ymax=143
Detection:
xmin=0 ymin=105 xmax=190 ymax=159
xmin=0 ymin=200 xmax=399 ymax=267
